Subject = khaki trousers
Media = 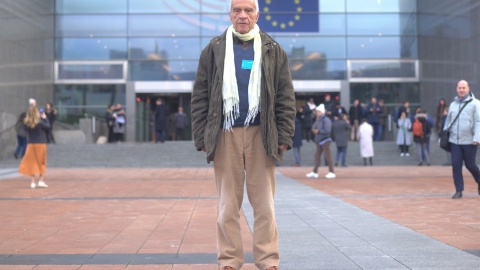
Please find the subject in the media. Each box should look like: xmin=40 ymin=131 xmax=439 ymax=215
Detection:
xmin=214 ymin=126 xmax=279 ymax=270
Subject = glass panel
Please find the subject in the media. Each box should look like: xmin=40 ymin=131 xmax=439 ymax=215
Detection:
xmin=272 ymin=14 xmax=346 ymax=36
xmin=418 ymin=14 xmax=471 ymax=38
xmin=347 ymin=37 xmax=417 ymax=59
xmin=347 ymin=14 xmax=417 ymax=35
xmin=129 ymin=38 xmax=201 ymax=60
xmin=351 ymin=61 xmax=416 ymax=78
xmin=54 ymin=84 xmax=126 ymax=125
xmin=56 ymin=0 xmax=127 ymax=14
xmin=56 ymin=38 xmax=127 ymax=60
xmin=290 ymin=60 xmax=346 ymax=80
xmin=129 ymin=15 xmax=201 ymax=36
xmin=200 ymin=14 xmax=231 ymax=36
xmin=58 ymin=64 xmax=124 ymax=80
xmin=56 ymin=15 xmax=127 ymax=37
xmin=129 ymin=60 xmax=198 ymax=81
xmin=346 ymin=0 xmax=417 ymax=13
xmin=276 ymin=37 xmax=346 ymax=59
xmin=350 ymin=83 xmax=420 ymax=104
xmin=320 ymin=0 xmax=346 ymax=12
xmin=129 ymin=0 xmax=200 ymax=13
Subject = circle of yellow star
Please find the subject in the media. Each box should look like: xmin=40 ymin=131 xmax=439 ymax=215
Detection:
xmin=266 ymin=15 xmax=271 ymax=21
xmin=297 ymin=7 xmax=302 ymax=12
xmin=272 ymin=21 xmax=278 ymax=27
xmin=281 ymin=23 xmax=286 ymax=29
xmin=289 ymin=21 xmax=294 ymax=26
xmin=295 ymin=15 xmax=300 ymax=20
xmin=264 ymin=7 xmax=269 ymax=12
xmin=266 ymin=0 xmax=271 ymax=3
xmin=295 ymin=0 xmax=300 ymax=3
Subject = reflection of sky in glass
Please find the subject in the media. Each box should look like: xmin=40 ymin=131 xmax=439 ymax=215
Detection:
xmin=129 ymin=15 xmax=201 ymax=36
xmin=347 ymin=14 xmax=417 ymax=35
xmin=129 ymin=38 xmax=201 ymax=60
xmin=275 ymin=37 xmax=346 ymax=59
xmin=129 ymin=0 xmax=201 ymax=13
xmin=346 ymin=0 xmax=416 ymax=13
xmin=56 ymin=0 xmax=127 ymax=13
xmin=348 ymin=37 xmax=417 ymax=59
xmin=56 ymin=38 xmax=127 ymax=60
xmin=56 ymin=15 xmax=127 ymax=37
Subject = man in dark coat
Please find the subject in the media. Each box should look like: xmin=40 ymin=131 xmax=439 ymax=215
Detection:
xmin=349 ymin=99 xmax=363 ymax=141
xmin=172 ymin=106 xmax=189 ymax=140
xmin=154 ymin=98 xmax=168 ymax=143
xmin=332 ymin=113 xmax=351 ymax=167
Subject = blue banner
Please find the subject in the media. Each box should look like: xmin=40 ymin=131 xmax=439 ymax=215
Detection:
xmin=257 ymin=0 xmax=319 ymax=33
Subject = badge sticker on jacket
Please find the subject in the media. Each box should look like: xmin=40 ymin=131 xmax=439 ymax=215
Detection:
xmin=241 ymin=60 xmax=254 ymax=69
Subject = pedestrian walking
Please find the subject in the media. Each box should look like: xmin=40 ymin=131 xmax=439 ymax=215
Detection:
xmin=18 ymin=106 xmax=50 ymax=188
xmin=306 ymin=104 xmax=336 ymax=179
xmin=172 ymin=106 xmax=189 ymax=140
xmin=154 ymin=99 xmax=168 ymax=143
xmin=44 ymin=102 xmax=56 ymax=144
xmin=105 ymin=104 xmax=115 ymax=143
xmin=190 ymin=0 xmax=296 ymax=269
xmin=443 ymin=80 xmax=480 ymax=199
xmin=413 ymin=110 xmax=431 ymax=166
xmin=292 ymin=113 xmax=303 ymax=166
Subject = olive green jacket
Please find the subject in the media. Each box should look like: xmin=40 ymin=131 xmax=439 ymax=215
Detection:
xmin=191 ymin=29 xmax=296 ymax=163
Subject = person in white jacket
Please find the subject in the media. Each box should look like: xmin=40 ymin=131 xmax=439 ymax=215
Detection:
xmin=358 ymin=118 xmax=374 ymax=166
xmin=443 ymin=80 xmax=480 ymax=199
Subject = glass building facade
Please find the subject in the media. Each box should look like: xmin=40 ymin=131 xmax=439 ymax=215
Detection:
xmin=2 ymin=0 xmax=480 ymax=142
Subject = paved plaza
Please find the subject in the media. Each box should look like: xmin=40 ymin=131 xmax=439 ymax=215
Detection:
xmin=0 ymin=165 xmax=479 ymax=269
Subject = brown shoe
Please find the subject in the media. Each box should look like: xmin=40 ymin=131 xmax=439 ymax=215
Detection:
xmin=266 ymin=267 xmax=279 ymax=270
xmin=221 ymin=267 xmax=236 ymax=270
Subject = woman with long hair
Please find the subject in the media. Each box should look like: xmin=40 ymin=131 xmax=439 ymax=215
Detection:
xmin=18 ymin=106 xmax=50 ymax=188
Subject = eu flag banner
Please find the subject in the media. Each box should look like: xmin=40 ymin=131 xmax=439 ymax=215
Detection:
xmin=257 ymin=0 xmax=319 ymax=33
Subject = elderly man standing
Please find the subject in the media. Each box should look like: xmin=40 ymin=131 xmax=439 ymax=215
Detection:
xmin=191 ymin=0 xmax=296 ymax=269
xmin=443 ymin=80 xmax=480 ymax=199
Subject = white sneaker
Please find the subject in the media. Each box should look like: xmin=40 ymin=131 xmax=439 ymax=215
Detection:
xmin=37 ymin=182 xmax=48 ymax=188
xmin=325 ymin=172 xmax=336 ymax=179
xmin=30 ymin=183 xmax=36 ymax=189
xmin=400 ymin=153 xmax=404 ymax=157
xmin=306 ymin=172 xmax=318 ymax=178
xmin=406 ymin=153 xmax=410 ymax=156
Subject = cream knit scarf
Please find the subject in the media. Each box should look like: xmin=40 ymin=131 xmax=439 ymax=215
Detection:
xmin=222 ymin=24 xmax=262 ymax=131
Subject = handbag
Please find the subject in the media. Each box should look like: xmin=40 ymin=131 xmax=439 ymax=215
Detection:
xmin=440 ymin=99 xmax=472 ymax=152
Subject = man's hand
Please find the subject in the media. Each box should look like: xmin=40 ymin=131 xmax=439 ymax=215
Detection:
xmin=278 ymin=144 xmax=288 ymax=152
xmin=201 ymin=147 xmax=206 ymax=152
xmin=473 ymin=142 xmax=479 ymax=146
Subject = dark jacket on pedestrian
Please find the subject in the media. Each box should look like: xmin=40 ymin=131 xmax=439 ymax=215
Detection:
xmin=26 ymin=118 xmax=50 ymax=144
xmin=366 ymin=103 xmax=382 ymax=124
xmin=332 ymin=118 xmax=351 ymax=148
xmin=292 ymin=117 xmax=302 ymax=148
xmin=154 ymin=103 xmax=168 ymax=131
xmin=303 ymin=104 xmax=313 ymax=129
xmin=191 ymin=29 xmax=296 ymax=163
xmin=349 ymin=104 xmax=363 ymax=122
xmin=172 ymin=112 xmax=189 ymax=129
xmin=378 ymin=106 xmax=388 ymax=126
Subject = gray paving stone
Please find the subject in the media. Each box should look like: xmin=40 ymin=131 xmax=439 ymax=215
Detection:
xmin=241 ymin=171 xmax=480 ymax=270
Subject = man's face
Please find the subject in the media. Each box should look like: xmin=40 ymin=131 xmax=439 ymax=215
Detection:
xmin=404 ymin=102 xmax=409 ymax=108
xmin=457 ymin=81 xmax=470 ymax=98
xmin=230 ymin=0 xmax=259 ymax=34
xmin=371 ymin=98 xmax=377 ymax=104
xmin=353 ymin=99 xmax=359 ymax=106
xmin=325 ymin=95 xmax=330 ymax=102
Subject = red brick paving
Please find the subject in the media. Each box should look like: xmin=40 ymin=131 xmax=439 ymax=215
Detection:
xmin=278 ymin=166 xmax=480 ymax=251
xmin=1 ymin=166 xmax=479 ymax=269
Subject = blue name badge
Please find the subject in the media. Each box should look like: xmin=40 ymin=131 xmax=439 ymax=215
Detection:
xmin=241 ymin=60 xmax=254 ymax=69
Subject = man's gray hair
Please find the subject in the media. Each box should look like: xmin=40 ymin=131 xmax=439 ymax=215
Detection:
xmin=228 ymin=0 xmax=260 ymax=13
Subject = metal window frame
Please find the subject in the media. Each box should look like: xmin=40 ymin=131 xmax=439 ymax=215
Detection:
xmin=347 ymin=59 xmax=419 ymax=82
xmin=54 ymin=60 xmax=128 ymax=84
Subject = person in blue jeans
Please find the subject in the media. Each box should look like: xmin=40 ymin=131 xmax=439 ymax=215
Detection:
xmin=14 ymin=112 xmax=27 ymax=159
xmin=443 ymin=80 xmax=480 ymax=199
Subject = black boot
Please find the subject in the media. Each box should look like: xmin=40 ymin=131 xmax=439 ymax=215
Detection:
xmin=452 ymin=191 xmax=462 ymax=199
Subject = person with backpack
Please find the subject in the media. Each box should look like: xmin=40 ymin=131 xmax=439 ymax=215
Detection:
xmin=413 ymin=109 xmax=431 ymax=166
xmin=306 ymin=104 xmax=335 ymax=179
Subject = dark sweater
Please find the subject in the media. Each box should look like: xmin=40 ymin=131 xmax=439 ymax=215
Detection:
xmin=26 ymin=119 xmax=50 ymax=143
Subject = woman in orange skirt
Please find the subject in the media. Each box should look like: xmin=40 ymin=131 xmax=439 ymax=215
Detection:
xmin=19 ymin=106 xmax=50 ymax=188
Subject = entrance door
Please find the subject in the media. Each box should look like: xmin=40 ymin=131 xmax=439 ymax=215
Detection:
xmin=135 ymin=93 xmax=192 ymax=142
